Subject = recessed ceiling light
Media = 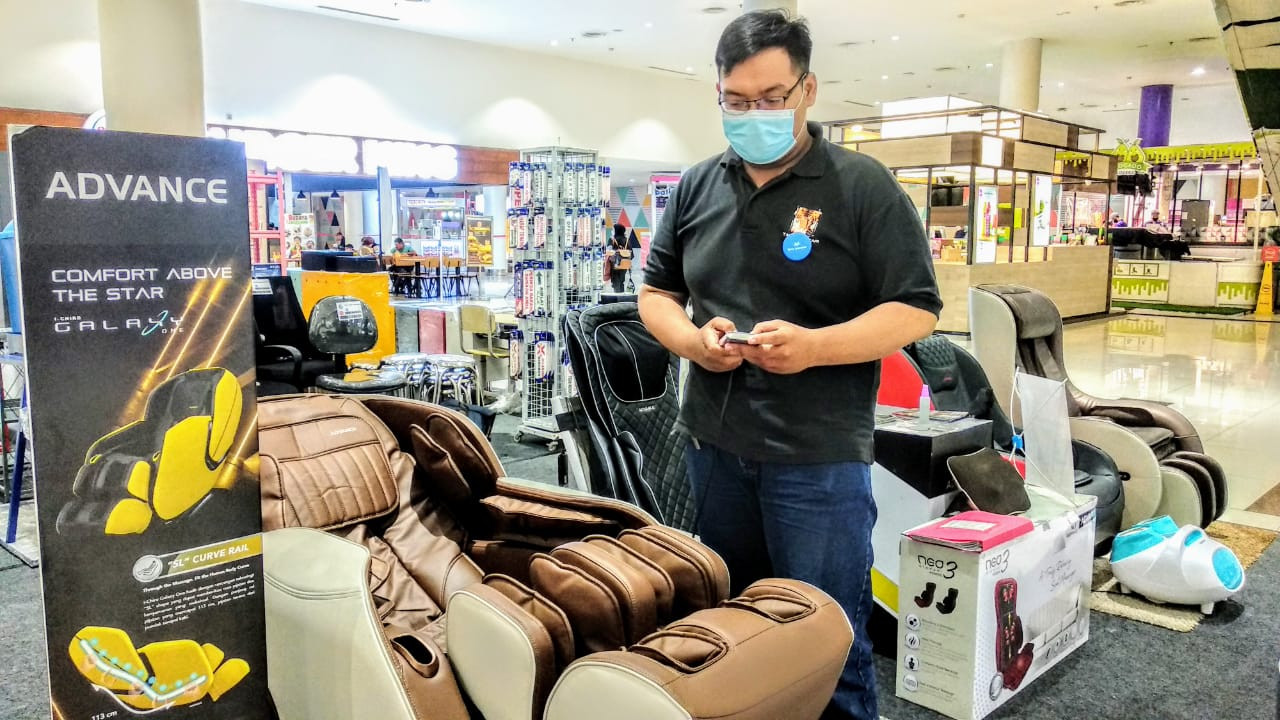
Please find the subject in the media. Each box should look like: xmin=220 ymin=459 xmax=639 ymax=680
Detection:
xmin=700 ymin=6 xmax=728 ymax=14
xmin=1127 ymin=101 xmax=1134 ymax=105
xmin=985 ymin=62 xmax=994 ymax=68
xmin=1191 ymin=66 xmax=1206 ymax=76
xmin=1056 ymin=9 xmax=1071 ymax=15
xmin=881 ymin=74 xmax=889 ymax=80
xmin=934 ymin=66 xmax=957 ymax=72
xmin=644 ymin=21 xmax=653 ymax=28
xmin=1057 ymin=81 xmax=1065 ymax=87
xmin=685 ymin=66 xmax=694 ymax=73
xmin=837 ymin=41 xmax=864 ymax=48
xmin=581 ymin=30 xmax=607 ymax=39
xmin=1188 ymin=36 xmax=1215 ymax=42
xmin=550 ymin=39 xmax=558 ymax=46
xmin=629 ymin=178 xmax=636 ymax=183
xmin=821 ymin=79 xmax=843 ymax=85
xmin=1113 ymin=0 xmax=1146 ymax=6
xmin=891 ymin=35 xmax=900 ymax=41
xmin=874 ymin=100 xmax=881 ymax=105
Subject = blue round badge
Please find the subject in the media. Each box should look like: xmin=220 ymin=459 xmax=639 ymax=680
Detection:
xmin=782 ymin=232 xmax=812 ymax=261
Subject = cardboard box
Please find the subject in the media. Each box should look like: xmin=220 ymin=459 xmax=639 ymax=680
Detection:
xmin=895 ymin=497 xmax=1095 ymax=720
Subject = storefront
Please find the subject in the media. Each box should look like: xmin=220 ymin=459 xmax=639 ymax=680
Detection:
xmin=206 ymin=124 xmax=517 ymax=273
xmin=826 ymin=101 xmax=1116 ymax=333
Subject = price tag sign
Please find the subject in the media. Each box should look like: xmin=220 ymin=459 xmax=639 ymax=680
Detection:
xmin=1262 ymin=246 xmax=1279 ymax=264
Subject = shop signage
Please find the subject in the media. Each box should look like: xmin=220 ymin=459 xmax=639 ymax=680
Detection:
xmin=205 ymin=125 xmax=459 ymax=180
xmin=11 ymin=127 xmax=270 ymax=719
xmin=1263 ymin=246 xmax=1279 ymax=264
xmin=404 ymin=197 xmax=464 ymax=209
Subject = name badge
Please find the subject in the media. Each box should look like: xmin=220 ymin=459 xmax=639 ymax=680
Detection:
xmin=782 ymin=232 xmax=812 ymax=262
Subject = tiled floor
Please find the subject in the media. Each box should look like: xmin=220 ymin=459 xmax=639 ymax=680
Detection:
xmin=1060 ymin=312 xmax=1280 ymax=528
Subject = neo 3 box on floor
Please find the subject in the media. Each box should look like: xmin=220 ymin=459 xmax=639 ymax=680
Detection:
xmin=896 ymin=499 xmax=1095 ymax=720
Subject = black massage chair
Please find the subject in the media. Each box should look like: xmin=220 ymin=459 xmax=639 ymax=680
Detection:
xmin=896 ymin=335 xmax=1125 ymax=552
xmin=564 ymin=302 xmax=695 ymax=532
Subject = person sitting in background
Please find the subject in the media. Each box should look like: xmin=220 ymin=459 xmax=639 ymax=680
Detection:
xmin=1146 ymin=211 xmax=1170 ymax=234
xmin=359 ymin=237 xmax=378 ymax=256
xmin=393 ymin=238 xmax=414 ymax=255
xmin=1110 ymin=213 xmax=1127 ymax=228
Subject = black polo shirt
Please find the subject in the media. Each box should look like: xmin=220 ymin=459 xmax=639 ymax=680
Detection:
xmin=644 ymin=122 xmax=942 ymax=464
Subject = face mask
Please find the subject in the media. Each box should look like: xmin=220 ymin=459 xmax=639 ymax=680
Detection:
xmin=722 ymin=108 xmax=798 ymax=165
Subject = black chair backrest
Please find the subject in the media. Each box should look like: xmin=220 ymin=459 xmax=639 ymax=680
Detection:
xmin=308 ymin=296 xmax=379 ymax=356
xmin=907 ymin=335 xmax=1014 ymax=447
xmin=565 ymin=303 xmax=693 ymax=530
xmin=253 ymin=276 xmax=321 ymax=357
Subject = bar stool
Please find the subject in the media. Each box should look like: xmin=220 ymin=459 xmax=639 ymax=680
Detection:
xmin=425 ymin=354 xmax=480 ymax=406
xmin=379 ymin=352 xmax=434 ymax=399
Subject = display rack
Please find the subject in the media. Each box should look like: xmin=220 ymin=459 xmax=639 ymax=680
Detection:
xmin=508 ymin=148 xmax=610 ymax=442
xmin=248 ymin=171 xmax=287 ymax=274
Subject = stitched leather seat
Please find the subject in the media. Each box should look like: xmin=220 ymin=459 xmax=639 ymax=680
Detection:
xmin=259 ymin=393 xmax=852 ymax=720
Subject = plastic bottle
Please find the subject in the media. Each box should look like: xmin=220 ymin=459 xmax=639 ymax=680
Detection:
xmin=509 ymin=330 xmax=523 ymax=380
xmin=917 ymin=386 xmax=931 ymax=429
xmin=513 ymin=262 xmax=525 ymax=317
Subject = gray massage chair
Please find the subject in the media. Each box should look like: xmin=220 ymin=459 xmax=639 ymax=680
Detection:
xmin=968 ymin=285 xmax=1226 ymax=529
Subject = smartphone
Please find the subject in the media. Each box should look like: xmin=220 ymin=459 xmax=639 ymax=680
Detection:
xmin=722 ymin=331 xmax=754 ymax=345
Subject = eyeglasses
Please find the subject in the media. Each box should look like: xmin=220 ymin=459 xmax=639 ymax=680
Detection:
xmin=719 ymin=73 xmax=808 ymax=115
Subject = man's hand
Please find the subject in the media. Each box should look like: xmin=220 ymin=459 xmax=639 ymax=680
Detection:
xmin=694 ymin=317 xmax=744 ymax=373
xmin=736 ymin=319 xmax=818 ymax=375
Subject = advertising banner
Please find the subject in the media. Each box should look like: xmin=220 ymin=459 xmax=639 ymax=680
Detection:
xmin=284 ymin=212 xmax=315 ymax=255
xmin=1032 ymin=175 xmax=1054 ymax=247
xmin=976 ymin=186 xmax=999 ymax=264
xmin=466 ymin=216 xmax=494 ymax=267
xmin=11 ymin=127 xmax=269 ymax=720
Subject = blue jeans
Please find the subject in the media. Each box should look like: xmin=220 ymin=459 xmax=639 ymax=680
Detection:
xmin=686 ymin=441 xmax=878 ymax=720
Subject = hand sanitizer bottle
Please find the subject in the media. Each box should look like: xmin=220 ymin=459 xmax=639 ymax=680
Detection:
xmin=917 ymin=386 xmax=931 ymax=429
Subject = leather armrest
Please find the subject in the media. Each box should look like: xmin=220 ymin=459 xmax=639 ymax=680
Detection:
xmin=495 ymin=477 xmax=656 ymax=528
xmin=479 ymin=496 xmax=622 ymax=545
xmin=260 ymin=345 xmax=304 ymax=389
xmin=544 ymin=579 xmax=852 ymax=720
xmin=1080 ymin=397 xmax=1204 ymax=453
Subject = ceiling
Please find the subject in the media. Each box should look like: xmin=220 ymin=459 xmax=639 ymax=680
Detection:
xmin=244 ymin=0 xmax=1236 ymax=129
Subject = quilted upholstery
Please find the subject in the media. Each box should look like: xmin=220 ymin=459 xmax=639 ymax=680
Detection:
xmin=565 ymin=304 xmax=696 ymax=531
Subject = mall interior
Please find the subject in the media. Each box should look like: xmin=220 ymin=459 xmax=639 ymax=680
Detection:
xmin=1 ymin=1 xmax=1279 ymax=719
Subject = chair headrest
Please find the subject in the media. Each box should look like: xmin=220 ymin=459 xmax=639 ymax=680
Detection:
xmin=909 ymin=335 xmax=958 ymax=392
xmin=309 ymin=295 xmax=378 ymax=355
xmin=978 ymin=285 xmax=1061 ymax=340
xmin=258 ymin=394 xmax=407 ymax=531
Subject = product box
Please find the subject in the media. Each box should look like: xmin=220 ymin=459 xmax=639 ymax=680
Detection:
xmin=896 ymin=501 xmax=1095 ymax=720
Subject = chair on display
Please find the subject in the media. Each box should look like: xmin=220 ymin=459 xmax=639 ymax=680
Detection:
xmin=878 ymin=336 xmax=1125 ymax=552
xmin=459 ymin=305 xmax=510 ymax=398
xmin=259 ymin=393 xmax=852 ymax=720
xmin=308 ymin=296 xmax=408 ymax=396
xmin=253 ymin=275 xmax=334 ymax=392
xmin=564 ymin=302 xmax=695 ymax=532
xmin=968 ymin=284 xmax=1226 ymax=529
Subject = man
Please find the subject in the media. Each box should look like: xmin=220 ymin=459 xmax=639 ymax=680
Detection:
xmin=1146 ymin=211 xmax=1170 ymax=234
xmin=638 ymin=10 xmax=940 ymax=720
xmin=392 ymin=237 xmax=413 ymax=255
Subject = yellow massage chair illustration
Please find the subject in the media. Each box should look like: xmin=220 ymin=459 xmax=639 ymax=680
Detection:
xmin=57 ymin=368 xmax=243 ymax=536
xmin=69 ymin=626 xmax=249 ymax=712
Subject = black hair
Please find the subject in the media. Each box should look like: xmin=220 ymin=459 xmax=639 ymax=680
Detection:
xmin=613 ymin=223 xmax=627 ymax=238
xmin=715 ymin=9 xmax=812 ymax=77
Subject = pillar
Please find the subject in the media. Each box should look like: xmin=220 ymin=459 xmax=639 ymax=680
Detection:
xmin=97 ymin=0 xmax=205 ymax=136
xmin=1138 ymin=84 xmax=1173 ymax=147
xmin=999 ymin=38 xmax=1043 ymax=113
xmin=377 ymin=166 xmax=396 ymax=252
xmin=742 ymin=0 xmax=798 ymax=13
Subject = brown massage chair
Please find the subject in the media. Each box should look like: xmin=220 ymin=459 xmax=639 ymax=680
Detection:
xmin=258 ymin=394 xmax=852 ymax=720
